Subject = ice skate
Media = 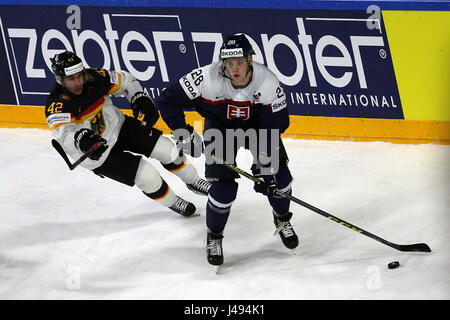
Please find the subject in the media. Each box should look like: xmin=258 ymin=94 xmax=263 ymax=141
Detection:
xmin=205 ymin=231 xmax=224 ymax=270
xmin=273 ymin=211 xmax=299 ymax=251
xmin=186 ymin=177 xmax=211 ymax=196
xmin=169 ymin=196 xmax=197 ymax=217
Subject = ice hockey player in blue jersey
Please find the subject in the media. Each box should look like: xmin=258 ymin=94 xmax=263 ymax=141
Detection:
xmin=155 ymin=34 xmax=299 ymax=266
xmin=46 ymin=51 xmax=211 ymax=217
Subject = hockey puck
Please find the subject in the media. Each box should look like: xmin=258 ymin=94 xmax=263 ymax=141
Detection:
xmin=388 ymin=261 xmax=400 ymax=269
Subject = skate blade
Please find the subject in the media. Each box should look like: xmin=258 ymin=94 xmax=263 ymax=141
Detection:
xmin=289 ymin=248 xmax=297 ymax=256
xmin=192 ymin=191 xmax=208 ymax=196
xmin=187 ymin=186 xmax=209 ymax=196
xmin=213 ymin=265 xmax=221 ymax=274
xmin=185 ymin=212 xmax=201 ymax=218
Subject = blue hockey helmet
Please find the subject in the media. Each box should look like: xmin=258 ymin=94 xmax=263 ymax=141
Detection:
xmin=219 ymin=34 xmax=255 ymax=62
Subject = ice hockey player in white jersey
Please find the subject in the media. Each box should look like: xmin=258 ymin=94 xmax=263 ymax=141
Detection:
xmin=45 ymin=51 xmax=211 ymax=217
xmin=155 ymin=34 xmax=298 ymax=266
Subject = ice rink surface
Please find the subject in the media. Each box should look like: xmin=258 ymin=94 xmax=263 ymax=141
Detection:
xmin=0 ymin=128 xmax=448 ymax=299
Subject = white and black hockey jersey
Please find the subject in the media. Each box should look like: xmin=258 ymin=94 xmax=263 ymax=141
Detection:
xmin=155 ymin=61 xmax=290 ymax=132
xmin=45 ymin=68 xmax=142 ymax=170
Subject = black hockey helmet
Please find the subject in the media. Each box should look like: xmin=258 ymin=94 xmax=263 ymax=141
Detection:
xmin=50 ymin=51 xmax=86 ymax=84
xmin=219 ymin=34 xmax=255 ymax=61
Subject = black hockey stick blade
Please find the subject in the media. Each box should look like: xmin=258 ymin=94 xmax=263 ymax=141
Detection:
xmin=51 ymin=139 xmax=105 ymax=170
xmin=51 ymin=139 xmax=75 ymax=170
xmin=212 ymin=155 xmax=432 ymax=253
xmin=393 ymin=243 xmax=431 ymax=253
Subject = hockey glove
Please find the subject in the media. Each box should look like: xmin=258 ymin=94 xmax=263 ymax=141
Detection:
xmin=131 ymin=92 xmax=160 ymax=127
xmin=172 ymin=124 xmax=204 ymax=158
xmin=252 ymin=163 xmax=278 ymax=196
xmin=74 ymin=128 xmax=108 ymax=161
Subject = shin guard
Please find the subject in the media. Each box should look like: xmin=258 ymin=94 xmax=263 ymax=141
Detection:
xmin=206 ymin=180 xmax=238 ymax=234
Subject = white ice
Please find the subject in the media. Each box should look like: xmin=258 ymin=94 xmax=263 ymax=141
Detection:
xmin=0 ymin=128 xmax=448 ymax=299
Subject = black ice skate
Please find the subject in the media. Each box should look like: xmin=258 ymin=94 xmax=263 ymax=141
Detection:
xmin=169 ymin=196 xmax=196 ymax=217
xmin=186 ymin=177 xmax=211 ymax=196
xmin=273 ymin=211 xmax=299 ymax=250
xmin=205 ymin=231 xmax=224 ymax=268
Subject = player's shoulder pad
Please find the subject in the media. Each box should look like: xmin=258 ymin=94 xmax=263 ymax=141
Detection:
xmin=253 ymin=62 xmax=280 ymax=91
xmin=253 ymin=62 xmax=287 ymax=112
xmin=178 ymin=63 xmax=218 ymax=100
xmin=87 ymin=68 xmax=120 ymax=85
xmin=86 ymin=68 xmax=116 ymax=95
xmin=95 ymin=68 xmax=121 ymax=86
xmin=45 ymin=92 xmax=74 ymax=129
xmin=88 ymin=68 xmax=110 ymax=81
xmin=45 ymin=90 xmax=73 ymax=116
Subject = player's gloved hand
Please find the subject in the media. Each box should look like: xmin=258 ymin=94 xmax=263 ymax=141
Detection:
xmin=172 ymin=124 xmax=204 ymax=158
xmin=254 ymin=175 xmax=277 ymax=196
xmin=74 ymin=128 xmax=108 ymax=161
xmin=252 ymin=163 xmax=278 ymax=196
xmin=131 ymin=92 xmax=160 ymax=127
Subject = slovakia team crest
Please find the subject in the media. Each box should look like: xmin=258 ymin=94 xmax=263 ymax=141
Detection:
xmin=227 ymin=105 xmax=250 ymax=120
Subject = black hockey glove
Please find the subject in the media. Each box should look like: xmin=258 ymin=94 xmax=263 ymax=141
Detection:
xmin=74 ymin=128 xmax=108 ymax=161
xmin=131 ymin=92 xmax=160 ymax=128
xmin=254 ymin=175 xmax=277 ymax=196
xmin=172 ymin=124 xmax=204 ymax=158
xmin=252 ymin=163 xmax=278 ymax=196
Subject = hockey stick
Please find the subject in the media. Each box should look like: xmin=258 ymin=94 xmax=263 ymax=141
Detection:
xmin=212 ymin=155 xmax=431 ymax=253
xmin=51 ymin=139 xmax=105 ymax=170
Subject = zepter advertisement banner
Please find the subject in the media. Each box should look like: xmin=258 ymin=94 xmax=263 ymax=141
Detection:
xmin=0 ymin=5 xmax=403 ymax=119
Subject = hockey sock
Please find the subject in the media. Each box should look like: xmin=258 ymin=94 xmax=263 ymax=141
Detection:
xmin=150 ymin=135 xmax=198 ymax=184
xmin=135 ymin=159 xmax=177 ymax=207
xmin=161 ymin=154 xmax=198 ymax=184
xmin=143 ymin=179 xmax=178 ymax=208
xmin=206 ymin=180 xmax=238 ymax=234
xmin=267 ymin=164 xmax=293 ymax=215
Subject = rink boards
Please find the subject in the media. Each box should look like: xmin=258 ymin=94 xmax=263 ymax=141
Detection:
xmin=0 ymin=1 xmax=448 ymax=144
